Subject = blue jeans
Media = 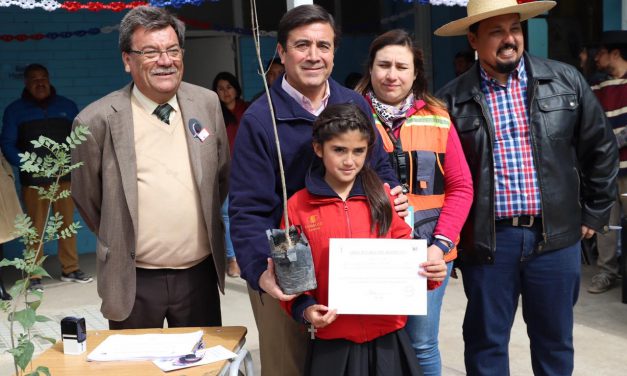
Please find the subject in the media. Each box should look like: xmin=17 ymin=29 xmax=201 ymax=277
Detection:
xmin=461 ymin=222 xmax=581 ymax=376
xmin=221 ymin=196 xmax=235 ymax=259
xmin=405 ymin=262 xmax=454 ymax=376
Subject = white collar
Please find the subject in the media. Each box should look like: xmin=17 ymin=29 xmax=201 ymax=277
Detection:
xmin=132 ymin=85 xmax=180 ymax=116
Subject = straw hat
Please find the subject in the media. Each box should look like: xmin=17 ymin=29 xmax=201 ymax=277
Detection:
xmin=434 ymin=0 xmax=556 ymax=37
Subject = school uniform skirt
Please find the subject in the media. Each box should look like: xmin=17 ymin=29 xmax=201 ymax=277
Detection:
xmin=305 ymin=328 xmax=423 ymax=376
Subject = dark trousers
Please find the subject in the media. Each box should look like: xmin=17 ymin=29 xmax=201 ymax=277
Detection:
xmin=247 ymin=284 xmax=309 ymax=376
xmin=109 ymin=256 xmax=221 ymax=329
xmin=461 ymin=222 xmax=580 ymax=376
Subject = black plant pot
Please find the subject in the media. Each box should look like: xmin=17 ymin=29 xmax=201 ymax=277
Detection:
xmin=266 ymin=226 xmax=317 ymax=295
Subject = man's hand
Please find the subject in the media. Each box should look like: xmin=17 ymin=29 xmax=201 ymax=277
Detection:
xmin=386 ymin=183 xmax=409 ymax=218
xmin=420 ymin=245 xmax=447 ymax=281
xmin=258 ymin=258 xmax=300 ymax=301
xmin=581 ymin=225 xmax=595 ymax=239
xmin=304 ymin=304 xmax=337 ymax=329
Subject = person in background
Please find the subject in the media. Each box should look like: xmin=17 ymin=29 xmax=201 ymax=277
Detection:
xmin=212 ymin=71 xmax=249 ymax=278
xmin=588 ymin=30 xmax=627 ymax=294
xmin=355 ymin=29 xmax=473 ymax=376
xmin=435 ymin=0 xmax=618 ymax=374
xmin=251 ymin=58 xmax=285 ymax=101
xmin=0 ymin=63 xmax=92 ymax=291
xmin=281 ymin=103 xmax=446 ymax=376
xmin=579 ymin=45 xmax=608 ymax=85
xmin=0 ymin=147 xmax=24 ymax=300
xmin=72 ymin=6 xmax=229 ymax=329
xmin=454 ymin=50 xmax=475 ymax=76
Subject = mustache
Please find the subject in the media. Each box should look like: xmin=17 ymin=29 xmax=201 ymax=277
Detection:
xmin=497 ymin=43 xmax=518 ymax=54
xmin=151 ymin=67 xmax=178 ymax=75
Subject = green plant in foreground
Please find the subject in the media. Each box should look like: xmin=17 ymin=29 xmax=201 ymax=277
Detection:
xmin=0 ymin=125 xmax=90 ymax=376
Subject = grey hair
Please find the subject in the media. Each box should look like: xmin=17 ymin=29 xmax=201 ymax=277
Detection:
xmin=118 ymin=6 xmax=186 ymax=52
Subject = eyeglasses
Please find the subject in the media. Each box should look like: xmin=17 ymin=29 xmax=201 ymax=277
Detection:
xmin=128 ymin=47 xmax=184 ymax=61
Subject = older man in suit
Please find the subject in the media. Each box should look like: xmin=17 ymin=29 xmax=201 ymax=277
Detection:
xmin=71 ymin=6 xmax=229 ymax=329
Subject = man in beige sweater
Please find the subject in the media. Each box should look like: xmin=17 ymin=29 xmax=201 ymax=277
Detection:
xmin=71 ymin=6 xmax=230 ymax=329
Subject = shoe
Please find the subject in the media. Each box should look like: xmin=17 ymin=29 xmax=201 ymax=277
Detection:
xmin=587 ymin=273 xmax=616 ymax=294
xmin=28 ymin=278 xmax=44 ymax=292
xmin=227 ymin=258 xmax=241 ymax=278
xmin=61 ymin=270 xmax=93 ymax=284
xmin=0 ymin=277 xmax=11 ymax=300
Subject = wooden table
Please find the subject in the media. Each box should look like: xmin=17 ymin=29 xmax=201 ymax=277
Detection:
xmin=29 ymin=326 xmax=248 ymax=376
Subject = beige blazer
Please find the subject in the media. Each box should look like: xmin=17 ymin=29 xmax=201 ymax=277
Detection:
xmin=71 ymin=82 xmax=230 ymax=321
xmin=0 ymin=150 xmax=23 ymax=244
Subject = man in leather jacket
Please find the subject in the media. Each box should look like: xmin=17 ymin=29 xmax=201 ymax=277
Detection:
xmin=434 ymin=1 xmax=618 ymax=375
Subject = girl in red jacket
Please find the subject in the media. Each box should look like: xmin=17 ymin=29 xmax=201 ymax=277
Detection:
xmin=281 ymin=103 xmax=447 ymax=376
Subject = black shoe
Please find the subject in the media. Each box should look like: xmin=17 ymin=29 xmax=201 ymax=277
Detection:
xmin=61 ymin=270 xmax=93 ymax=283
xmin=28 ymin=278 xmax=44 ymax=292
xmin=0 ymin=277 xmax=11 ymax=300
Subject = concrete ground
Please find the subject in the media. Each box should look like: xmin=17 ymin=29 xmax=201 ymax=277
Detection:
xmin=1 ymin=252 xmax=626 ymax=376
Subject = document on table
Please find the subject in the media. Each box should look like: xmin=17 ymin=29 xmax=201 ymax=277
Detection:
xmin=152 ymin=345 xmax=238 ymax=372
xmin=87 ymin=330 xmax=203 ymax=361
xmin=328 ymin=238 xmax=427 ymax=315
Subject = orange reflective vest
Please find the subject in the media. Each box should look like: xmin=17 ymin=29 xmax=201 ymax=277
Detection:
xmin=371 ymin=99 xmax=457 ymax=261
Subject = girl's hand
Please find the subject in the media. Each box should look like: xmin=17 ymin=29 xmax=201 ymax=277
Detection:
xmin=420 ymin=247 xmax=447 ymax=281
xmin=304 ymin=304 xmax=338 ymax=329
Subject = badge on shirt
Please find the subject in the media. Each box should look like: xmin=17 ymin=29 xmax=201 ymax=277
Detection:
xmin=187 ymin=118 xmax=210 ymax=142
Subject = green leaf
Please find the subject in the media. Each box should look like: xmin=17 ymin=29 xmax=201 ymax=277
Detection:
xmin=0 ymin=258 xmax=20 ymax=267
xmin=33 ymin=334 xmax=56 ymax=345
xmin=14 ymin=307 xmax=37 ymax=329
xmin=35 ymin=315 xmax=52 ymax=323
xmin=15 ymin=341 xmax=34 ymax=371
xmin=7 ymin=345 xmax=24 ymax=358
xmin=9 ymin=279 xmax=28 ymax=297
xmin=30 ymin=266 xmax=50 ymax=278
xmin=28 ymin=299 xmax=42 ymax=311
xmin=35 ymin=366 xmax=52 ymax=376
xmin=0 ymin=300 xmax=11 ymax=312
xmin=29 ymin=289 xmax=44 ymax=300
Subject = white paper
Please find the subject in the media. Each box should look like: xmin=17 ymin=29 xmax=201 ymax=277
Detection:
xmin=405 ymin=206 xmax=415 ymax=230
xmin=328 ymin=238 xmax=427 ymax=315
xmin=152 ymin=345 xmax=238 ymax=372
xmin=87 ymin=330 xmax=203 ymax=361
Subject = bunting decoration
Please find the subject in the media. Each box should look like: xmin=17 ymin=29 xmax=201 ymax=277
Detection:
xmin=0 ymin=24 xmax=118 ymax=42
xmin=0 ymin=0 xmax=220 ymax=11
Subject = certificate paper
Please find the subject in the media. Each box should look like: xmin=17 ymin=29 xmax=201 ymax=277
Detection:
xmin=328 ymin=238 xmax=427 ymax=315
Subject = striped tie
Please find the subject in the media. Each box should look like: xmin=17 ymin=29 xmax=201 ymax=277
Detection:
xmin=153 ymin=103 xmax=173 ymax=125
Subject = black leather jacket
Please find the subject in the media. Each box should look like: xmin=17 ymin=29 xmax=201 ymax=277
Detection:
xmin=437 ymin=53 xmax=618 ymax=265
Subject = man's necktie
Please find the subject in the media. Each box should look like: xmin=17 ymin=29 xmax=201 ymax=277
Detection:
xmin=153 ymin=103 xmax=173 ymax=125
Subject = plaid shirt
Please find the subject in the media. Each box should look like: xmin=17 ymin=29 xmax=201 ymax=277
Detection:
xmin=480 ymin=58 xmax=541 ymax=219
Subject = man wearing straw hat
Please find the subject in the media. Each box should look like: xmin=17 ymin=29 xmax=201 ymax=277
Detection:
xmin=435 ymin=0 xmax=618 ymax=374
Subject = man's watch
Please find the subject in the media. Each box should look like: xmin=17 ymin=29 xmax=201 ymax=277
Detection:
xmin=432 ymin=238 xmax=455 ymax=255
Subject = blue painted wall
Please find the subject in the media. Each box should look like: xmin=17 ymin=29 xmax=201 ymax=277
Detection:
xmin=431 ymin=5 xmax=470 ymax=91
xmin=603 ymin=0 xmax=622 ymax=30
xmin=1 ymin=8 xmax=132 ymax=259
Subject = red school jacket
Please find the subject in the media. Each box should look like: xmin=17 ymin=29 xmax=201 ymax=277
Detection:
xmin=280 ymin=164 xmax=441 ymax=343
